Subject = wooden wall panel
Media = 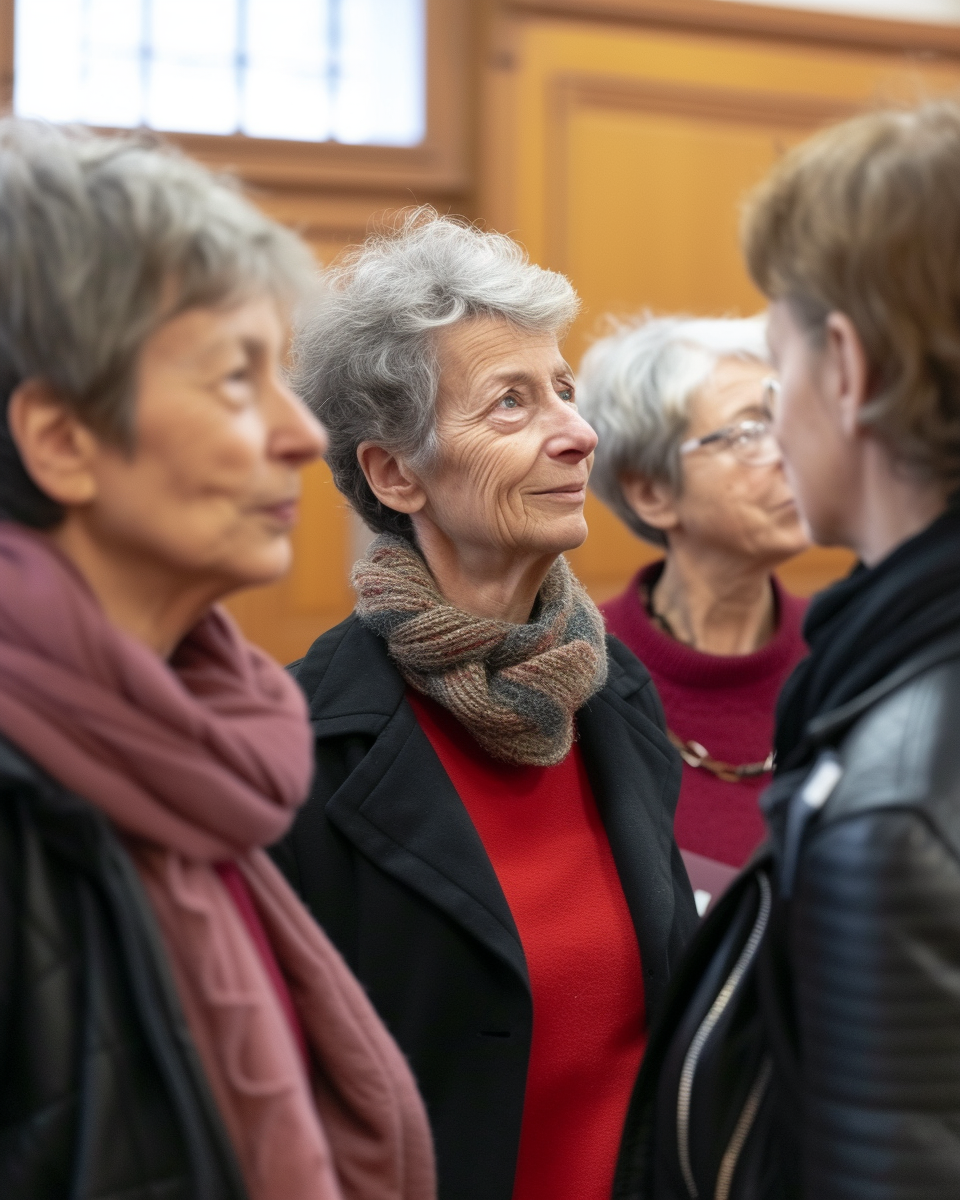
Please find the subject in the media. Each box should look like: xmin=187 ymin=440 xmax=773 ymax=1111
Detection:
xmin=0 ymin=0 xmax=474 ymax=667
xmin=480 ymin=6 xmax=960 ymax=602
xmin=16 ymin=0 xmax=952 ymax=660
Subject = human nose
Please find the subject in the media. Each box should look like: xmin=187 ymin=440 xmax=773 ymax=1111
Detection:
xmin=546 ymin=398 xmax=598 ymax=462
xmin=271 ymin=381 xmax=328 ymax=466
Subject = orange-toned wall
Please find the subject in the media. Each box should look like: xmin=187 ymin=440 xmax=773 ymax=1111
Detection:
xmin=480 ymin=2 xmax=960 ymax=606
xmin=226 ymin=1 xmax=960 ymax=662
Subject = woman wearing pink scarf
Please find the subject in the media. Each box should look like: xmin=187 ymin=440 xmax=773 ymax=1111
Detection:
xmin=0 ymin=119 xmax=435 ymax=1200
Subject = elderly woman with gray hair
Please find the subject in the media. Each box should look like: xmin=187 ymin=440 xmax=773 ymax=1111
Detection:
xmin=578 ymin=317 xmax=809 ymax=887
xmin=0 ymin=122 xmax=434 ymax=1200
xmin=272 ymin=211 xmax=698 ymax=1200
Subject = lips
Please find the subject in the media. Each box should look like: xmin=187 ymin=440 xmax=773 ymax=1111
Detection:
xmin=533 ymin=478 xmax=588 ymax=496
xmin=260 ymin=498 xmax=299 ymax=526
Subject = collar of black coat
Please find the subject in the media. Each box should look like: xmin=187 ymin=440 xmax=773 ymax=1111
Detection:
xmin=288 ymin=614 xmax=690 ymax=1018
xmin=292 ymin=611 xmax=651 ymax=736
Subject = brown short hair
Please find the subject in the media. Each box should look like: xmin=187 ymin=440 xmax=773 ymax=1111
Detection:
xmin=743 ymin=100 xmax=960 ymax=483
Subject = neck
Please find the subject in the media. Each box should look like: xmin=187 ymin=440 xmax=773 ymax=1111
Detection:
xmin=45 ymin=521 xmax=223 ymax=658
xmin=650 ymin=542 xmax=777 ymax=655
xmin=848 ymin=441 xmax=951 ymax=567
xmin=411 ymin=517 xmax=556 ymax=624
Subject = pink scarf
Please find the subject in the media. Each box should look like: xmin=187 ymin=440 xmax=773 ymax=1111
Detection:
xmin=0 ymin=522 xmax=435 ymax=1200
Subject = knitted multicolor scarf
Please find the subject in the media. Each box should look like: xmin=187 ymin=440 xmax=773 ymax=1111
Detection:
xmin=352 ymin=534 xmax=608 ymax=767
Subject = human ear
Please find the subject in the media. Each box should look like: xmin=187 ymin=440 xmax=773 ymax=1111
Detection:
xmin=620 ymin=472 xmax=681 ymax=534
xmin=357 ymin=442 xmax=427 ymax=515
xmin=824 ymin=312 xmax=871 ymax=438
xmin=6 ymin=381 xmax=100 ymax=507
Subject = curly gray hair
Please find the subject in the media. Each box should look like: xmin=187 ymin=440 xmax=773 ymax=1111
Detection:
xmin=293 ymin=208 xmax=580 ymax=539
xmin=577 ymin=315 xmax=769 ymax=547
xmin=0 ymin=118 xmax=316 ymax=529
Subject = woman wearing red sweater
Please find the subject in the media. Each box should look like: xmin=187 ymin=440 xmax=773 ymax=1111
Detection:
xmin=273 ymin=213 xmax=697 ymax=1200
xmin=579 ymin=317 xmax=809 ymax=897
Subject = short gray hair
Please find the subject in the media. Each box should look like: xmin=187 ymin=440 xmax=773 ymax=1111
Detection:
xmin=0 ymin=118 xmax=316 ymax=528
xmin=293 ymin=208 xmax=580 ymax=538
xmin=577 ymin=315 xmax=769 ymax=547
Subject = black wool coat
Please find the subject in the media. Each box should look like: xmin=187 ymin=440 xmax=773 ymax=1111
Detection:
xmin=0 ymin=735 xmax=248 ymax=1200
xmin=271 ymin=614 xmax=698 ymax=1200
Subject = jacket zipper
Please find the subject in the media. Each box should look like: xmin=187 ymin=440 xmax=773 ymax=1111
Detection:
xmin=714 ymin=1055 xmax=773 ymax=1200
xmin=676 ymin=871 xmax=772 ymax=1199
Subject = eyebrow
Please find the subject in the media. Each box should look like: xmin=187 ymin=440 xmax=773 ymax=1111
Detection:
xmin=240 ymin=335 xmax=269 ymax=358
xmin=192 ymin=332 xmax=267 ymax=365
xmin=727 ymin=402 xmax=770 ymax=422
xmin=483 ymin=360 xmax=573 ymax=389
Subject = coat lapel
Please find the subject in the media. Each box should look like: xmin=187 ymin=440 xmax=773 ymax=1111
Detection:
xmin=308 ymin=618 xmax=529 ymax=988
xmin=577 ymin=644 xmax=684 ymax=1020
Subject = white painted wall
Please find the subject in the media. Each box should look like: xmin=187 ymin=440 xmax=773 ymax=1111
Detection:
xmin=719 ymin=0 xmax=960 ymax=23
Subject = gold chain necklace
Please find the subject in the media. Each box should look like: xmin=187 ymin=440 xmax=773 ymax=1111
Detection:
xmin=667 ymin=730 xmax=774 ymax=783
xmin=645 ymin=581 xmax=775 ymax=782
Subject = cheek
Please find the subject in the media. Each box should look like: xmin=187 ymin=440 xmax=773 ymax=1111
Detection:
xmin=776 ymin=397 xmax=828 ymax=498
xmin=93 ymin=408 xmax=273 ymax=568
xmin=443 ymin=433 xmax=534 ymax=513
xmin=143 ymin=407 xmax=266 ymax=504
xmin=676 ymin=465 xmax=783 ymax=545
xmin=679 ymin=465 xmax=748 ymax=525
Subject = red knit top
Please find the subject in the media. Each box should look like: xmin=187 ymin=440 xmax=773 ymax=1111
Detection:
xmin=601 ymin=562 xmax=808 ymax=868
xmin=407 ymin=690 xmax=646 ymax=1200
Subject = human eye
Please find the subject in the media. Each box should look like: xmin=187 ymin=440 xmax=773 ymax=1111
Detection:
xmin=558 ymin=385 xmax=575 ymax=403
xmin=220 ymin=358 xmax=257 ymax=407
xmin=498 ymin=393 xmax=521 ymax=410
xmin=733 ymin=421 xmax=767 ymax=446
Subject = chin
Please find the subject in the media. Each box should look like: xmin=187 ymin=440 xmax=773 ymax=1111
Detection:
xmin=528 ymin=515 xmax=589 ymax=557
xmin=225 ymin=539 xmax=294 ymax=590
xmin=775 ymin=529 xmax=813 ymax=560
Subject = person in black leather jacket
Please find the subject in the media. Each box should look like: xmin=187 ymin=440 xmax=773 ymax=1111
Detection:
xmin=740 ymin=101 xmax=960 ymax=1197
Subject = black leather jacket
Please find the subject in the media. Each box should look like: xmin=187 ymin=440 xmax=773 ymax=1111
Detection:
xmin=0 ymin=735 xmax=248 ymax=1200
xmin=780 ymin=635 xmax=960 ymax=1198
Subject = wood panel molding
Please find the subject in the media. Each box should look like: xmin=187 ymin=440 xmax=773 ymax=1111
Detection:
xmin=166 ymin=132 xmax=466 ymax=195
xmin=244 ymin=188 xmax=440 ymax=246
xmin=543 ymin=72 xmax=858 ymax=270
xmin=504 ymin=0 xmax=960 ymax=58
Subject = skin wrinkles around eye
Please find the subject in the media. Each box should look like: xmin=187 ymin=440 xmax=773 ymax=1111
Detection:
xmin=490 ymin=379 xmax=575 ymax=423
xmin=217 ymin=339 xmax=279 ymax=409
xmin=218 ymin=370 xmax=256 ymax=411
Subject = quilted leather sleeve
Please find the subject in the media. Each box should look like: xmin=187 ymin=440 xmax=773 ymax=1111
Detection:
xmin=793 ymin=809 xmax=960 ymax=1200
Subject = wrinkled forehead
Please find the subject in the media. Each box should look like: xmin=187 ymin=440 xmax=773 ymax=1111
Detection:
xmin=139 ymin=294 xmax=290 ymax=376
xmin=433 ymin=316 xmax=568 ymax=408
xmin=689 ymin=356 xmax=771 ymax=430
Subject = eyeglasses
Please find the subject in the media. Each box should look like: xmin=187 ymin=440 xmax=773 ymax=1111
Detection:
xmin=679 ymin=376 xmax=782 ymax=467
xmin=679 ymin=417 xmax=781 ymax=467
xmin=761 ymin=376 xmax=781 ymax=414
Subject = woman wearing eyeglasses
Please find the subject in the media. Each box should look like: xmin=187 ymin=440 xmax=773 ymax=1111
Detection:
xmin=578 ymin=317 xmax=809 ymax=890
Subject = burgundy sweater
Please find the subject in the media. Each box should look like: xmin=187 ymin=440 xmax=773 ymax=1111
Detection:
xmin=600 ymin=562 xmax=808 ymax=868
